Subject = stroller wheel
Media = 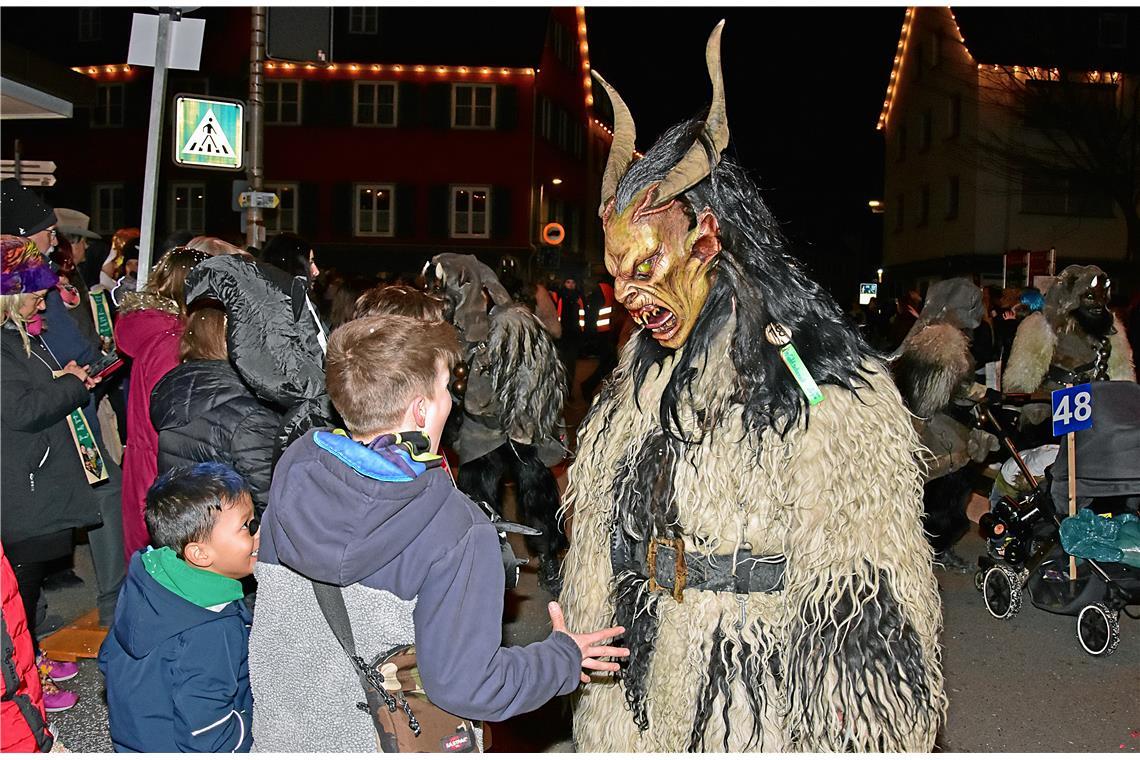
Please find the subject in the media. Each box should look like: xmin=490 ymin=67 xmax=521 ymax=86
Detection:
xmin=973 ymin=570 xmax=985 ymax=592
xmin=983 ymin=565 xmax=1023 ymax=620
xmin=1076 ymin=603 xmax=1121 ymax=657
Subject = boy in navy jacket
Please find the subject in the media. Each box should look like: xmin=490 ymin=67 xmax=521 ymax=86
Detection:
xmin=99 ymin=462 xmax=258 ymax=752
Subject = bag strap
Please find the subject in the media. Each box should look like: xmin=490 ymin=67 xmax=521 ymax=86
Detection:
xmin=311 ymin=580 xmax=359 ymax=661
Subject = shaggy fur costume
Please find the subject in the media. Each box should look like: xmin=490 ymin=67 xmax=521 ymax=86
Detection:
xmin=561 ymin=329 xmax=946 ymax=751
xmin=1003 ymin=311 xmax=1134 ymax=393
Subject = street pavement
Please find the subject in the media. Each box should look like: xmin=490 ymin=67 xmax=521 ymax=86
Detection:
xmin=36 ymin=360 xmax=1138 ymax=753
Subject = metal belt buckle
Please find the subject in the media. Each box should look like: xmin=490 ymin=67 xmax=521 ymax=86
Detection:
xmin=647 ymin=536 xmax=687 ymax=603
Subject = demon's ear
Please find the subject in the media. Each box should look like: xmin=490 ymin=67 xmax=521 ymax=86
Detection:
xmin=691 ymin=210 xmax=721 ymax=264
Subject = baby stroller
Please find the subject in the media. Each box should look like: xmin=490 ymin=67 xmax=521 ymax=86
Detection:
xmin=974 ymin=381 xmax=1140 ymax=657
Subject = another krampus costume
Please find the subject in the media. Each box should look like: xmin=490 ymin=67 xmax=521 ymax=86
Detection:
xmin=1004 ymin=265 xmax=1135 ymax=394
xmin=425 ymin=253 xmax=569 ymax=590
xmin=559 ymin=24 xmax=946 ymax=752
xmin=893 ymin=278 xmax=997 ymax=571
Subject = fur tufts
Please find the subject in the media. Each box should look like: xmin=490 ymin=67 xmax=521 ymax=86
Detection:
xmin=483 ymin=304 xmax=566 ymax=444
xmin=894 ymin=323 xmax=974 ymax=418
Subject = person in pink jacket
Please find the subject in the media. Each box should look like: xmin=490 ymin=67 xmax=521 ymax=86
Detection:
xmin=114 ymin=247 xmax=210 ymax=562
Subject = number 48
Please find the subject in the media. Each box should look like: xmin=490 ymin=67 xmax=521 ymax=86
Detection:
xmin=1055 ymin=391 xmax=1092 ymax=425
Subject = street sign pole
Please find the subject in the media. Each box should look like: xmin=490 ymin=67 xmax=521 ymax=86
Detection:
xmin=137 ymin=9 xmax=175 ymax=290
xmin=246 ymin=7 xmax=266 ymax=250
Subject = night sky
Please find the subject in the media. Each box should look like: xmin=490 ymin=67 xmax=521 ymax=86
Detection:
xmin=585 ymin=6 xmax=905 ymax=295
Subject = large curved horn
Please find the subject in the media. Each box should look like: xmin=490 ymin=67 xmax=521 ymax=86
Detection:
xmin=592 ymin=70 xmax=637 ymax=218
xmin=653 ymin=20 xmax=729 ymax=206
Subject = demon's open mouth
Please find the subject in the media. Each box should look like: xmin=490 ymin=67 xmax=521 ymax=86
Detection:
xmin=632 ymin=303 xmax=680 ymax=341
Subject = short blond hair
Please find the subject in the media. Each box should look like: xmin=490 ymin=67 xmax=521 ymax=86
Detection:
xmin=353 ymin=285 xmax=447 ymax=322
xmin=325 ymin=315 xmax=461 ymax=436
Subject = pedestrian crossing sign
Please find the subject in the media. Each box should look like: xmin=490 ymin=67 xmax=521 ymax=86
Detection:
xmin=173 ymin=95 xmax=244 ymax=170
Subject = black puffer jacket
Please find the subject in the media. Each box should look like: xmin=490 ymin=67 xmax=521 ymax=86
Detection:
xmin=150 ymin=360 xmax=282 ymax=516
xmin=1 ymin=328 xmax=100 ymax=546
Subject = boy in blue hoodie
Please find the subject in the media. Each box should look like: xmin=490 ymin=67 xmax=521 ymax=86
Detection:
xmin=249 ymin=315 xmax=628 ymax=752
xmin=98 ymin=462 xmax=257 ymax=753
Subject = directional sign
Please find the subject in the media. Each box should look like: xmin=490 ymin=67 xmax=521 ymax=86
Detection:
xmin=1052 ymin=383 xmax=1093 ymax=437
xmin=173 ymin=94 xmax=244 ymax=170
xmin=238 ymin=191 xmax=279 ymax=209
xmin=0 ymin=159 xmax=57 ymax=187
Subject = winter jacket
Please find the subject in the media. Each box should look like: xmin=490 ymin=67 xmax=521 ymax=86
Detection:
xmin=151 ymin=360 xmax=282 ymax=516
xmin=40 ymin=289 xmax=106 ymax=446
xmin=249 ymin=430 xmax=581 ymax=752
xmin=114 ymin=298 xmax=183 ymax=562
xmin=1 ymin=545 xmax=53 ymax=752
xmin=184 ymin=256 xmax=333 ymax=459
xmin=98 ymin=552 xmax=253 ymax=753
xmin=1 ymin=327 xmax=100 ymax=547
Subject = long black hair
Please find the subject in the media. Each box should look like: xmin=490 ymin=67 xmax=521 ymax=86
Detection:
xmin=614 ymin=119 xmax=873 ymax=444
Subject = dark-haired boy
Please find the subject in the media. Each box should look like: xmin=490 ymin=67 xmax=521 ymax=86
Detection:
xmin=98 ymin=462 xmax=258 ymax=753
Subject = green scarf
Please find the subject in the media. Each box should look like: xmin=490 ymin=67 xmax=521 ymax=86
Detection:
xmin=142 ymin=547 xmax=244 ymax=609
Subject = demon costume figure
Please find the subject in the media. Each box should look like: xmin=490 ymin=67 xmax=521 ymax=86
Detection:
xmin=893 ymin=278 xmax=998 ymax=572
xmin=1003 ymin=264 xmax=1135 ymax=395
xmin=559 ymin=23 xmax=946 ymax=752
xmin=425 ymin=253 xmax=569 ymax=591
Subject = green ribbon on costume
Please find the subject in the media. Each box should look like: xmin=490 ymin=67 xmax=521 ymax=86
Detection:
xmin=779 ymin=343 xmax=824 ymax=406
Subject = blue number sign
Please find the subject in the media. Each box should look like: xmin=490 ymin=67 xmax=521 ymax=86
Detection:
xmin=1052 ymin=383 xmax=1093 ymax=437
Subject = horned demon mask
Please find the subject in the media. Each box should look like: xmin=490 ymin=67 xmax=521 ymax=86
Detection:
xmin=1045 ymin=264 xmax=1113 ymax=337
xmin=595 ymin=22 xmax=728 ymax=350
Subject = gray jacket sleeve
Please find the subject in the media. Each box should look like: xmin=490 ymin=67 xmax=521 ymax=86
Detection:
xmin=412 ymin=522 xmax=581 ymax=721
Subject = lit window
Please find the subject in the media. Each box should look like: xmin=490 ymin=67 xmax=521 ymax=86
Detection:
xmin=354 ymin=82 xmax=398 ymax=127
xmin=92 ymin=84 xmax=124 ymax=128
xmin=92 ymin=184 xmax=124 ymax=234
xmin=452 ymin=84 xmax=495 ymax=129
xmin=265 ymin=80 xmax=302 ymax=125
xmin=170 ymin=183 xmax=206 ymax=232
xmin=78 ymin=9 xmax=102 ymax=42
xmin=450 ymin=185 xmax=490 ymax=238
xmin=355 ymin=184 xmax=395 ymax=237
xmin=349 ymin=7 xmax=378 ymax=35
xmin=263 ymin=183 xmax=298 ymax=234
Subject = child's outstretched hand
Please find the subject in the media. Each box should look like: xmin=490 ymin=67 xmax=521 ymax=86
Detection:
xmin=547 ymin=601 xmax=630 ymax=683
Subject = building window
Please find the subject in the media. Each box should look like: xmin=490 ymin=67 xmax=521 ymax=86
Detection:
xmin=450 ymin=185 xmax=490 ymax=238
xmin=919 ymin=110 xmax=932 ymax=151
xmin=451 ymin=84 xmax=495 ymax=129
xmin=551 ymin=20 xmax=574 ymax=69
xmin=895 ymin=193 xmax=905 ymax=232
xmin=1099 ymin=13 xmax=1127 ymax=50
xmin=355 ymin=184 xmax=395 ymax=237
xmin=896 ymin=125 xmax=907 ymax=162
xmin=919 ymin=185 xmax=930 ymax=226
xmin=1021 ymin=173 xmax=1114 ymax=217
xmin=263 ymin=183 xmax=298 ymax=234
xmin=354 ymin=82 xmax=397 ymax=127
xmin=539 ymin=97 xmax=553 ymax=141
xmin=171 ymin=183 xmax=206 ymax=232
xmin=947 ymin=94 xmax=961 ymax=138
xmin=92 ymin=84 xmax=124 ymax=128
xmin=556 ymin=108 xmax=570 ymax=150
xmin=929 ymin=33 xmax=942 ymax=67
xmin=265 ymin=80 xmax=301 ymax=125
xmin=92 ymin=184 xmax=124 ymax=234
xmin=913 ymin=44 xmax=925 ymax=82
xmin=946 ymin=175 xmax=960 ymax=220
xmin=78 ymin=9 xmax=102 ymax=42
xmin=349 ymin=7 xmax=379 ymax=35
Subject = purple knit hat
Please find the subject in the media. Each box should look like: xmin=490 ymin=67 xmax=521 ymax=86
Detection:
xmin=2 ymin=234 xmax=59 ymax=295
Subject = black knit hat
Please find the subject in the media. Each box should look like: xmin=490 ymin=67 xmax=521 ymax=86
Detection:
xmin=1 ymin=178 xmax=57 ymax=237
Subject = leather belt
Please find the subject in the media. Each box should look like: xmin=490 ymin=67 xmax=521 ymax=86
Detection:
xmin=646 ymin=536 xmax=786 ymax=602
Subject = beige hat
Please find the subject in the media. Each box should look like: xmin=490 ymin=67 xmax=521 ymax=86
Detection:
xmin=54 ymin=208 xmax=101 ymax=240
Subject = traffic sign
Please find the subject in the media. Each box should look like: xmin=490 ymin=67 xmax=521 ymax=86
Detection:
xmin=173 ymin=94 xmax=244 ymax=170
xmin=0 ymin=172 xmax=55 ymax=187
xmin=1052 ymin=383 xmax=1093 ymax=437
xmin=238 ymin=191 xmax=279 ymax=209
